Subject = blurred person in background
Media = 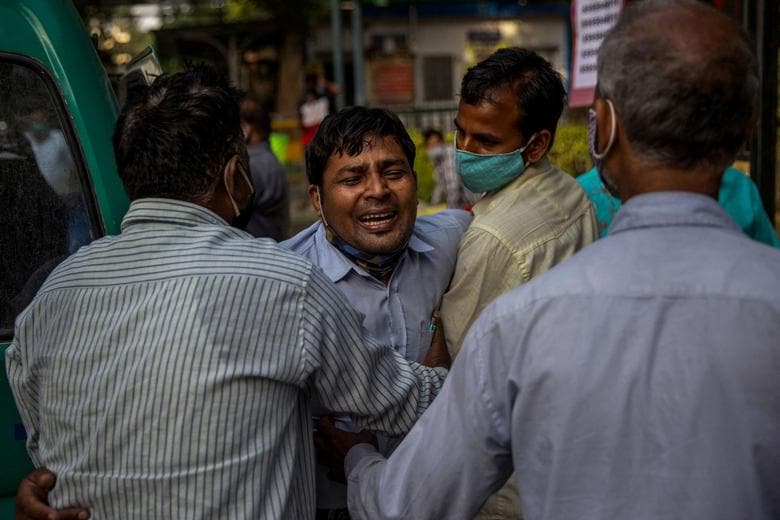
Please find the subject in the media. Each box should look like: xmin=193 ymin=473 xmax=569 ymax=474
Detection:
xmin=424 ymin=128 xmax=480 ymax=210
xmin=239 ymin=96 xmax=290 ymax=240
xmin=578 ymin=164 xmax=780 ymax=246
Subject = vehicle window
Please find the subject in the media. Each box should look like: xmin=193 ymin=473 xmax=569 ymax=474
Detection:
xmin=0 ymin=57 xmax=100 ymax=338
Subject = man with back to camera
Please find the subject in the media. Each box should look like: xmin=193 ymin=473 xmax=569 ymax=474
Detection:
xmin=439 ymin=46 xmax=599 ymax=519
xmin=7 ymin=66 xmax=449 ymax=520
xmin=321 ymin=1 xmax=780 ymax=518
xmin=282 ymin=106 xmax=470 ymax=516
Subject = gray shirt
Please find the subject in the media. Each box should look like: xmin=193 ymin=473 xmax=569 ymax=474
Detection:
xmin=245 ymin=141 xmax=289 ymax=241
xmin=346 ymin=192 xmax=780 ymax=519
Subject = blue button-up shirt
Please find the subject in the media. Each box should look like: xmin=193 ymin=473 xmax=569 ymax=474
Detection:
xmin=283 ymin=209 xmax=470 ymax=509
xmin=282 ymin=209 xmax=471 ymax=364
xmin=346 ymin=192 xmax=780 ymax=520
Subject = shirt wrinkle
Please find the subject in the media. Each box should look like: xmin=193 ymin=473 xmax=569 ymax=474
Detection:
xmin=7 ymin=197 xmax=449 ymax=519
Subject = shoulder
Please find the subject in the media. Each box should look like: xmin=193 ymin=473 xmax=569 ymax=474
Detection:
xmin=43 ymin=226 xmax=317 ymax=296
xmin=471 ymin=168 xmax=592 ymax=253
xmin=413 ymin=210 xmax=471 ymax=256
xmin=249 ymin=143 xmax=284 ymax=171
xmin=416 ymin=209 xmax=471 ymax=234
xmin=280 ymin=221 xmax=320 ymax=259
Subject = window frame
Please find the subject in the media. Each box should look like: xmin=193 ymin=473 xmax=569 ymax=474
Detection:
xmin=0 ymin=52 xmax=104 ymax=340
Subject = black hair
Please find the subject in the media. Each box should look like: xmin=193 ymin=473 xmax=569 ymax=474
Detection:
xmin=305 ymin=106 xmax=415 ymax=186
xmin=113 ymin=64 xmax=244 ymax=201
xmin=240 ymin=96 xmax=272 ymax=137
xmin=423 ymin=128 xmax=444 ymax=142
xmin=460 ymin=47 xmax=566 ymax=147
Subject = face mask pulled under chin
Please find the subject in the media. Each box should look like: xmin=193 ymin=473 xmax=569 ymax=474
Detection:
xmin=454 ymin=132 xmax=536 ymax=193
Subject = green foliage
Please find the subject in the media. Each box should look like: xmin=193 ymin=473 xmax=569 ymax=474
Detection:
xmin=409 ymin=128 xmax=435 ymax=202
xmin=549 ymin=122 xmax=593 ymax=177
xmin=224 ymin=0 xmax=265 ymax=22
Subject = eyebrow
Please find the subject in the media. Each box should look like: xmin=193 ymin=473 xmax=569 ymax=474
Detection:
xmin=334 ymin=158 xmax=408 ymax=176
xmin=453 ymin=118 xmax=500 ymax=143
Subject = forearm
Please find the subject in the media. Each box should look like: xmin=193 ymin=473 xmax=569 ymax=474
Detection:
xmin=345 ymin=347 xmax=513 ymax=520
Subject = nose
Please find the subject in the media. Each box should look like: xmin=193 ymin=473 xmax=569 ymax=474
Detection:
xmin=455 ymin=130 xmax=475 ymax=153
xmin=365 ymin=171 xmax=390 ymax=199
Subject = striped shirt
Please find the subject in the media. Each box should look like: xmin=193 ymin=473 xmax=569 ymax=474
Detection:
xmin=6 ymin=198 xmax=446 ymax=519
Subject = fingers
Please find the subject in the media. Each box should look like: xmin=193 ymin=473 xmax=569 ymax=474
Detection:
xmin=51 ymin=508 xmax=90 ymax=520
xmin=16 ymin=468 xmax=90 ymax=520
xmin=318 ymin=416 xmax=339 ymax=436
xmin=26 ymin=467 xmax=57 ymax=494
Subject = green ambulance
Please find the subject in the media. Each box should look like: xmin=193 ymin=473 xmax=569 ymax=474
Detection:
xmin=1 ymin=0 xmax=133 ymax=514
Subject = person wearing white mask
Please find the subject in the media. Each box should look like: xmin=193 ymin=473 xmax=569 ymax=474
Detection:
xmin=424 ymin=128 xmax=480 ymax=210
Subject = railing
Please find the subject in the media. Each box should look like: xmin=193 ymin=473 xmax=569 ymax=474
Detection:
xmin=392 ymin=106 xmax=458 ymax=134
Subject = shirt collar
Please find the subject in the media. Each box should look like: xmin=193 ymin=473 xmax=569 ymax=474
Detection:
xmin=311 ymin=220 xmax=433 ymax=283
xmin=609 ymin=192 xmax=741 ymax=236
xmin=121 ymin=198 xmax=228 ymax=232
xmin=471 ymin=156 xmax=553 ymax=216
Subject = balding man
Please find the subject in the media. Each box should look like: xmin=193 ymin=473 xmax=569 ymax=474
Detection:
xmin=323 ymin=1 xmax=780 ymax=518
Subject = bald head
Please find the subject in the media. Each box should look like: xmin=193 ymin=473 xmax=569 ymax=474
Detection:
xmin=597 ymin=0 xmax=758 ymax=172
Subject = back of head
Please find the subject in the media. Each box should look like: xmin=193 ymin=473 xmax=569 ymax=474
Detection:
xmin=305 ymin=106 xmax=415 ymax=186
xmin=240 ymin=96 xmax=272 ymax=138
xmin=460 ymin=47 xmax=566 ymax=145
xmin=598 ymin=0 xmax=758 ymax=172
xmin=113 ymin=65 xmax=244 ymax=201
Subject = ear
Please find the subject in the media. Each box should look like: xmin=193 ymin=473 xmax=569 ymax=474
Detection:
xmin=525 ymin=129 xmax=552 ymax=164
xmin=593 ymin=98 xmax=614 ymax=155
xmin=307 ymin=184 xmax=322 ymax=217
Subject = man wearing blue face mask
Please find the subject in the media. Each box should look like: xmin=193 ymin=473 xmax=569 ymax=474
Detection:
xmin=438 ymin=47 xmax=598 ymax=519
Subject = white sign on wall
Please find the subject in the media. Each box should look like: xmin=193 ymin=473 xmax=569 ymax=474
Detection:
xmin=569 ymin=0 xmax=623 ymax=107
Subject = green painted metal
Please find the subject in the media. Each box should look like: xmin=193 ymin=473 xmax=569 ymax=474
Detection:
xmin=0 ymin=0 xmax=127 ymax=513
xmin=1 ymin=0 xmax=129 ymax=233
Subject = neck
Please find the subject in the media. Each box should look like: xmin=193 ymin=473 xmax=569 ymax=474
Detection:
xmin=619 ymin=165 xmax=722 ymax=203
xmin=325 ymin=227 xmax=406 ymax=284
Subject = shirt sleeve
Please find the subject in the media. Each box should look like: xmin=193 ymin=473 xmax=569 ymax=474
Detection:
xmin=5 ymin=316 xmax=42 ymax=466
xmin=440 ymin=227 xmax=529 ymax=357
xmin=300 ymin=267 xmax=447 ymax=436
xmin=345 ymin=315 xmax=514 ymax=519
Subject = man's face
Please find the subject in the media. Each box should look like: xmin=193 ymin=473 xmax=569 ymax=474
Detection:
xmin=454 ymin=86 xmax=525 ymax=155
xmin=310 ymin=135 xmax=417 ymax=255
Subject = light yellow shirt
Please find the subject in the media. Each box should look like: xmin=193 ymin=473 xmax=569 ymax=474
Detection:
xmin=442 ymin=157 xmax=598 ymax=357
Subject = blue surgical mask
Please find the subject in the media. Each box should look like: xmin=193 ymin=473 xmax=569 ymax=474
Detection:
xmin=455 ymin=132 xmax=536 ymax=193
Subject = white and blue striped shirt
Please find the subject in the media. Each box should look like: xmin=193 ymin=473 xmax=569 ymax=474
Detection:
xmin=6 ymin=198 xmax=446 ymax=519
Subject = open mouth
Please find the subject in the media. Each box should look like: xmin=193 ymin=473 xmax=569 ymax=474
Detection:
xmin=358 ymin=211 xmax=397 ymax=229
